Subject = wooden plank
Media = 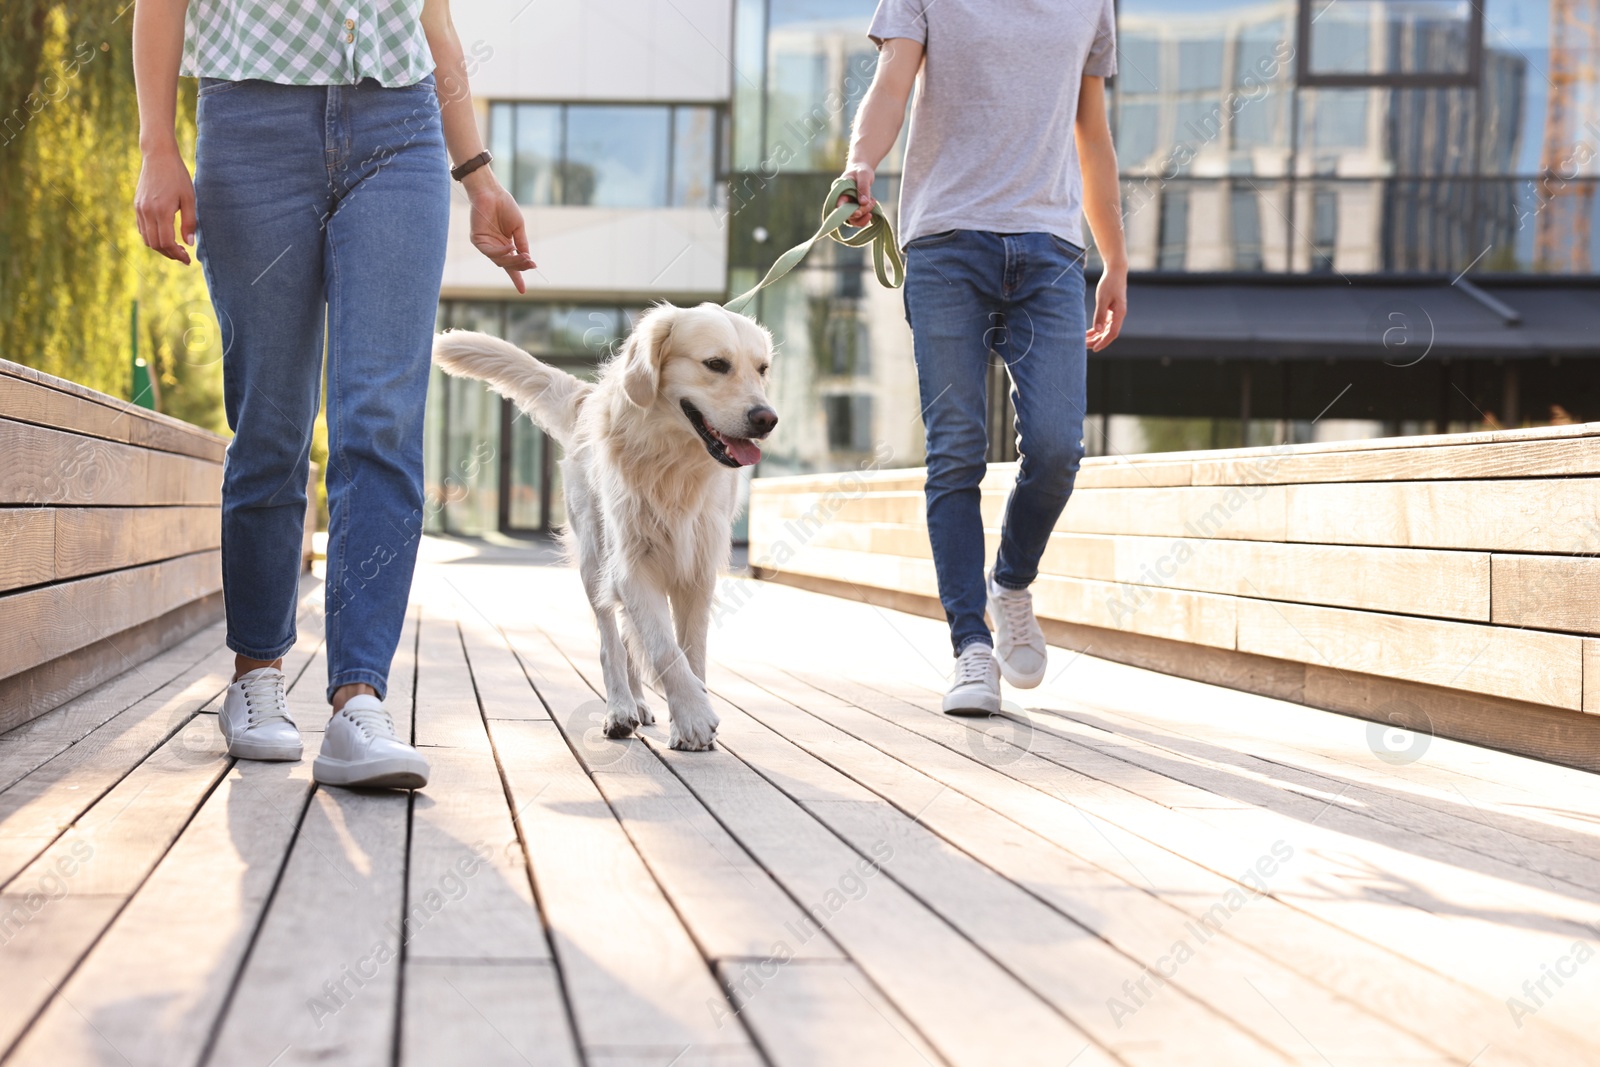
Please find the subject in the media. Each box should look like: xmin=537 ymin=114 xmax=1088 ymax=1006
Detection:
xmin=749 ymin=422 xmax=1600 ymax=502
xmin=0 ymin=720 xmax=231 ymax=1056
xmin=52 ymin=507 xmax=219 ymax=584
xmin=412 ymin=604 xmax=489 ymax=752
xmin=1236 ymin=598 xmax=1583 ymax=709
xmin=0 ymin=592 xmax=224 ymax=737
xmin=645 ymin=722 xmax=1121 ymax=1067
xmin=701 ymin=689 xmax=1300 ymax=1066
xmin=524 ymin=617 xmax=851 ymax=959
xmin=968 ymin=624 xmax=1600 ymax=850
xmin=1008 ymin=698 xmax=1600 ymax=897
xmin=753 ymin=667 xmax=1599 ymax=1067
xmin=530 ymin=612 xmax=848 ymax=964
xmin=0 ymin=550 xmax=222 ymax=681
xmin=762 ymin=485 xmax=1290 ymax=543
xmin=0 ymin=630 xmax=325 ymax=1067
xmin=0 ymin=418 xmax=220 ymax=508
xmin=1493 ymin=553 xmax=1600 ymax=633
xmin=205 ymin=783 xmax=410 ymax=1066
xmin=1285 ymin=478 xmax=1600 ymax=552
xmin=1195 ymin=434 xmax=1600 ymax=485
xmin=0 ymin=576 xmax=312 ymax=785
xmin=0 ymin=620 xmax=225 ymax=791
xmin=810 ymin=523 xmax=1495 ymax=624
xmin=404 ymin=746 xmax=547 ymax=963
xmin=1071 ymin=459 xmax=1195 ymax=489
xmin=0 ymin=359 xmax=227 ymax=463
xmin=456 ymin=609 xmax=549 ymax=721
xmin=0 ymin=509 xmax=54 ymax=592
xmin=813 ymin=655 xmax=1600 ymax=1019
xmin=774 ymin=545 xmax=1240 ymax=651
xmin=5 ymin=757 xmax=316 ymax=1067
xmin=1300 ymin=664 xmax=1600 ymax=774
xmin=488 ymin=718 xmax=761 ymax=1062
xmin=401 ymin=961 xmax=580 ymax=1067
xmin=0 ymin=648 xmax=235 ymax=887
xmin=716 ymin=959 xmax=947 ymax=1067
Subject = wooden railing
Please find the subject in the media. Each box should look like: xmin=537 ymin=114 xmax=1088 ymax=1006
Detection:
xmin=0 ymin=359 xmax=228 ymax=731
xmin=749 ymin=423 xmax=1600 ymax=772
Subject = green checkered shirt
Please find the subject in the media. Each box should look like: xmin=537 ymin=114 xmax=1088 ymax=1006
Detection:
xmin=181 ymin=0 xmax=433 ymax=87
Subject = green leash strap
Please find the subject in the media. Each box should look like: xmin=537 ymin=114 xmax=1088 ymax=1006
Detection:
xmin=723 ymin=177 xmax=906 ymax=315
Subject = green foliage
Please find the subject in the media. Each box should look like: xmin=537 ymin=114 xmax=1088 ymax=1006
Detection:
xmin=2 ymin=2 xmax=226 ymax=433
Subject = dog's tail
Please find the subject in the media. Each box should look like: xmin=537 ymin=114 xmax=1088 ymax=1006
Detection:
xmin=432 ymin=330 xmax=590 ymax=445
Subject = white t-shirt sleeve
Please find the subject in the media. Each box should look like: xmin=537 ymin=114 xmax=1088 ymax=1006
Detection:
xmin=1086 ymin=0 xmax=1118 ymax=77
xmin=868 ymin=0 xmax=928 ymax=47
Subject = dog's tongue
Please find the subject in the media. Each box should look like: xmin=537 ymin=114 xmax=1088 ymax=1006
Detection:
xmin=724 ymin=436 xmax=762 ymax=466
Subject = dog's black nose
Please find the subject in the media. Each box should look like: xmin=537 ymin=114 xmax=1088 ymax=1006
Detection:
xmin=745 ymin=406 xmax=778 ymax=436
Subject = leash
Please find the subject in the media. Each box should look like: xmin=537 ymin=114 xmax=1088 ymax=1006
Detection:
xmin=723 ymin=177 xmax=906 ymax=315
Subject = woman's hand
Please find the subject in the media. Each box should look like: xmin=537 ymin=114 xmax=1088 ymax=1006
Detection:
xmin=464 ymin=170 xmax=535 ymax=293
xmin=1088 ymin=263 xmax=1126 ymax=352
xmin=135 ymin=147 xmax=196 ymax=265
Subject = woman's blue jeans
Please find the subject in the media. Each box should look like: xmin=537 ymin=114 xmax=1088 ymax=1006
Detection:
xmin=903 ymin=230 xmax=1088 ymax=656
xmin=194 ymin=76 xmax=450 ymax=702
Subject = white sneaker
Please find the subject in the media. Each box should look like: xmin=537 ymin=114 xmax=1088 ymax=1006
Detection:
xmin=313 ymin=695 xmax=429 ymax=790
xmin=219 ymin=667 xmax=302 ymax=761
xmin=987 ymin=571 xmax=1048 ymax=688
xmin=944 ymin=643 xmax=1001 ymax=715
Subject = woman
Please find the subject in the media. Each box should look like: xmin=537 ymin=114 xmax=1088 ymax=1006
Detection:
xmin=133 ymin=0 xmax=531 ymax=788
xmin=841 ymin=0 xmax=1129 ymax=713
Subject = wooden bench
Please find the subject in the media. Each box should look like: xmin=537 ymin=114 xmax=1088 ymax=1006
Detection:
xmin=0 ymin=361 xmax=260 ymax=732
xmin=749 ymin=422 xmax=1600 ymax=773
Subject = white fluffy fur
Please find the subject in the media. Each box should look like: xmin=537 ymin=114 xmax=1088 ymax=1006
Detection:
xmin=432 ymin=302 xmax=776 ymax=750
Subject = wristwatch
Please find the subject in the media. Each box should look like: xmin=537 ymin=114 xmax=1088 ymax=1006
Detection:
xmin=451 ymin=150 xmax=493 ymax=182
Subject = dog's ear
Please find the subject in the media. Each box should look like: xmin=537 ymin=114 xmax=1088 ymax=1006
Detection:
xmin=622 ymin=305 xmax=677 ymax=408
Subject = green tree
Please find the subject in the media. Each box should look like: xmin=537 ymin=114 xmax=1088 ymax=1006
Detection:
xmin=2 ymin=1 xmax=226 ymax=433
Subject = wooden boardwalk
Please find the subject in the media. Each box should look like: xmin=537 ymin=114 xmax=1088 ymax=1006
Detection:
xmin=3 ymin=538 xmax=1600 ymax=1067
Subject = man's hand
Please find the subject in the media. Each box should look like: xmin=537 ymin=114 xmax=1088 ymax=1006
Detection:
xmin=135 ymin=147 xmax=196 ymax=265
xmin=1088 ymin=264 xmax=1126 ymax=351
xmin=837 ymin=161 xmax=877 ymax=228
xmin=464 ymin=171 xmax=535 ymax=293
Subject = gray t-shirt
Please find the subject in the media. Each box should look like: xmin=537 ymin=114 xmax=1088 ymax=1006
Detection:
xmin=867 ymin=0 xmax=1117 ymax=248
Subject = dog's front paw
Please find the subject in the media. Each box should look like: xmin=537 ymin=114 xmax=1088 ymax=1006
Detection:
xmin=668 ymin=702 xmax=720 ymax=751
xmin=635 ymin=698 xmax=656 ymax=727
xmin=604 ymin=701 xmax=640 ymax=739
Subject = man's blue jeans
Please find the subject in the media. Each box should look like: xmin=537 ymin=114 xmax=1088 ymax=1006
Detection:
xmin=903 ymin=230 xmax=1088 ymax=656
xmin=194 ymin=77 xmax=450 ymax=702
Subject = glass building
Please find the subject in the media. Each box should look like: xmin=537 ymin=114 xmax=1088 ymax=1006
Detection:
xmin=426 ymin=0 xmax=1600 ymax=537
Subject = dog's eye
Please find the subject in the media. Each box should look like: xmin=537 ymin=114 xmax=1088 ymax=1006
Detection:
xmin=757 ymin=364 xmax=770 ymax=376
xmin=703 ymin=358 xmax=732 ymax=374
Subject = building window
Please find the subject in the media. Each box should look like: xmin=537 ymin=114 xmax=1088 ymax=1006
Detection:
xmin=824 ymin=317 xmax=870 ymax=377
xmin=1231 ymin=185 xmax=1264 ymax=270
xmin=488 ymin=102 xmax=721 ymax=209
xmin=823 ymin=393 xmax=874 ymax=453
xmin=1158 ymin=190 xmax=1189 ymax=270
xmin=1312 ymin=189 xmax=1339 ymax=271
xmin=1298 ymin=0 xmax=1482 ymax=86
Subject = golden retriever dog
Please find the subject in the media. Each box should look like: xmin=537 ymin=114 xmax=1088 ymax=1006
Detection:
xmin=432 ymin=303 xmax=777 ymax=750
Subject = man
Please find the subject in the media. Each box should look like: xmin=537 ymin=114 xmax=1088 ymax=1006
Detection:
xmin=842 ymin=0 xmax=1128 ymax=713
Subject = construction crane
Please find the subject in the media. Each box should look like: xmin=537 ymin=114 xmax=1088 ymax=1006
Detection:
xmin=1535 ymin=0 xmax=1600 ymax=271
